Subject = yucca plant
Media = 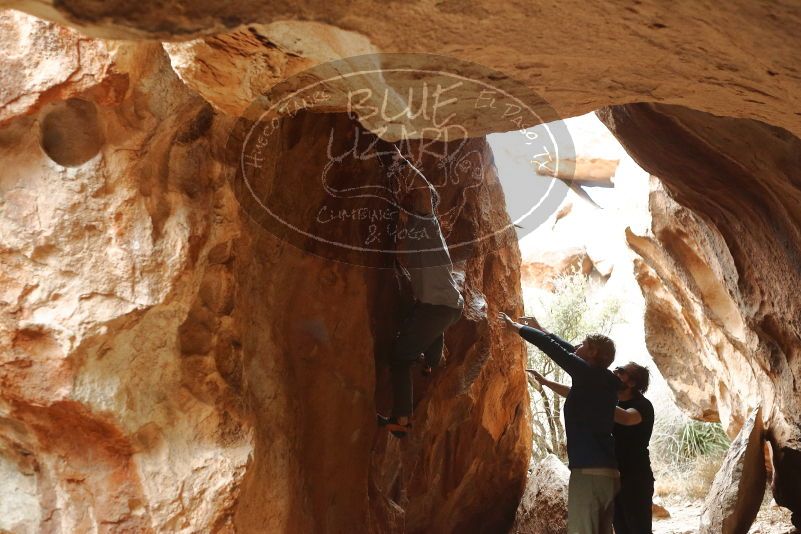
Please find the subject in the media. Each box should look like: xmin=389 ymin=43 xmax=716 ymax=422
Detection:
xmin=652 ymin=417 xmax=730 ymax=466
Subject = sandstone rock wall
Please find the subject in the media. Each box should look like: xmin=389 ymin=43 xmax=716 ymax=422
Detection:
xmin=700 ymin=406 xmax=766 ymax=534
xmin=0 ymin=27 xmax=251 ymax=532
xmin=0 ymin=12 xmax=531 ymax=533
xmin=600 ymin=103 xmax=801 ymax=526
xmin=3 ymin=0 xmax=801 ymax=139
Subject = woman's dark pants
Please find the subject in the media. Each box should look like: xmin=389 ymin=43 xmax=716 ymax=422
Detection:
xmin=613 ymin=474 xmax=654 ymax=534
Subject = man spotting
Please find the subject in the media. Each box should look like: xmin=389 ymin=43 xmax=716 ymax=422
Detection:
xmin=529 ymin=361 xmax=655 ymax=533
xmin=377 ymin=146 xmax=464 ymax=438
xmin=611 ymin=362 xmax=655 ymax=533
xmin=500 ymin=313 xmax=621 ymax=534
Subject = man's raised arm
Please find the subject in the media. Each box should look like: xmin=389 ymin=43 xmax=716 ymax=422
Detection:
xmin=500 ymin=313 xmax=589 ymax=378
xmin=546 ymin=332 xmax=576 ymax=353
xmin=518 ymin=316 xmax=576 ymax=353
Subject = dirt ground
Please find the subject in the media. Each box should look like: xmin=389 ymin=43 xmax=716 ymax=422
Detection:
xmin=653 ymin=498 xmax=795 ymax=533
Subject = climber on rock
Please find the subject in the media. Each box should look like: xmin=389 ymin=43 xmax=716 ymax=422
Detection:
xmin=377 ymin=145 xmax=464 ymax=439
xmin=529 ymin=362 xmax=655 ymax=534
xmin=499 ymin=312 xmax=621 ymax=534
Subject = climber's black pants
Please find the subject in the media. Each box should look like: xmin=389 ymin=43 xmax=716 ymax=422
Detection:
xmin=613 ymin=474 xmax=654 ymax=534
xmin=390 ymin=302 xmax=462 ymax=417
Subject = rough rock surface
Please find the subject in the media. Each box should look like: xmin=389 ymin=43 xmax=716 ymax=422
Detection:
xmin=2 ymin=1 xmax=801 ymax=531
xmin=0 ymin=11 xmax=530 ymax=533
xmin=0 ymin=10 xmax=121 ymax=125
xmin=601 ymin=103 xmax=801 ymax=526
xmin=623 ymin=180 xmax=747 ymax=424
xmin=0 ymin=28 xmax=251 ymax=533
xmin=162 ymin=21 xmax=377 ymax=117
xmin=511 ymin=454 xmax=569 ymax=534
xmin=3 ymin=0 xmax=801 ymax=139
xmin=700 ymin=406 xmax=766 ymax=534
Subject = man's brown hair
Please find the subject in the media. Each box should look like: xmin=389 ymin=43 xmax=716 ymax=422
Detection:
xmin=584 ymin=334 xmax=616 ymax=368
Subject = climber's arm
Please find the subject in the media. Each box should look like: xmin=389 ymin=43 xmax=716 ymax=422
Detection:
xmin=546 ymin=333 xmax=576 ymax=353
xmin=527 ymin=366 xmax=642 ymax=424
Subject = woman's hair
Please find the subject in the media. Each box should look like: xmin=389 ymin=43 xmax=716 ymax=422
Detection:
xmin=624 ymin=362 xmax=650 ymax=394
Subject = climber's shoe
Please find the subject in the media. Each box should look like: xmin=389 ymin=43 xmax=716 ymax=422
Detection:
xmin=377 ymin=414 xmax=411 ymax=438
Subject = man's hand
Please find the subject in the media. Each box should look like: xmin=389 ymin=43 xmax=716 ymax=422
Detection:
xmin=518 ymin=316 xmax=544 ymax=331
xmin=499 ymin=312 xmax=522 ymax=333
xmin=527 ymin=369 xmax=571 ymax=398
xmin=525 ymin=368 xmax=548 ymax=391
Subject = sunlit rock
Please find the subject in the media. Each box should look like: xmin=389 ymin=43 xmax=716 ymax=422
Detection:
xmin=700 ymin=406 xmax=767 ymax=534
xmin=0 ymin=12 xmax=531 ymax=533
xmin=511 ymin=454 xmax=569 ymax=534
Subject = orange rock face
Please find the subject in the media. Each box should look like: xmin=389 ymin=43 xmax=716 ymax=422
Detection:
xmin=225 ymin=110 xmax=532 ymax=533
xmin=512 ymin=454 xmax=569 ymax=534
xmin=0 ymin=12 xmax=531 ymax=533
xmin=3 ymin=1 xmax=801 ymax=530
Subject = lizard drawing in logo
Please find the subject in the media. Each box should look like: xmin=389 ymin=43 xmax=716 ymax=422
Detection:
xmin=320 ymin=126 xmax=485 ymax=239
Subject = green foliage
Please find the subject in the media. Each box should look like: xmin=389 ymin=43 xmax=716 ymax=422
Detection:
xmin=534 ymin=271 xmax=622 ymax=343
xmin=651 ymin=414 xmax=731 ymax=499
xmin=651 ymin=416 xmax=730 ymax=466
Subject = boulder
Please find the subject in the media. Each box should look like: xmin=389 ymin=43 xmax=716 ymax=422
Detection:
xmin=511 ymin=454 xmax=569 ymax=534
xmin=0 ymin=13 xmax=532 ymax=533
xmin=652 ymin=502 xmax=671 ymax=519
xmin=700 ymin=407 xmax=766 ymax=534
